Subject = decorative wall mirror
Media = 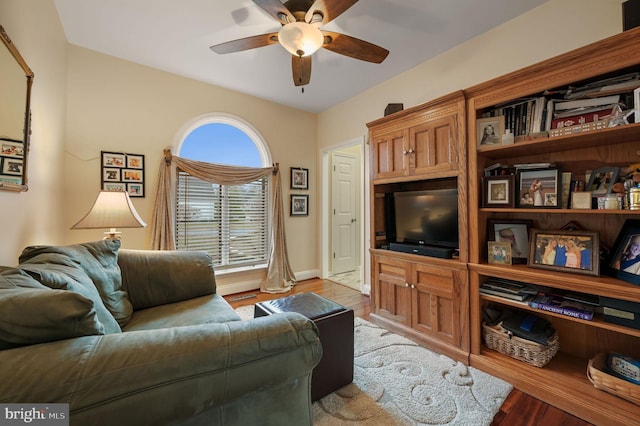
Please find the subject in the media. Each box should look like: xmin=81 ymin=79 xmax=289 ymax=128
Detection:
xmin=0 ymin=25 xmax=34 ymax=192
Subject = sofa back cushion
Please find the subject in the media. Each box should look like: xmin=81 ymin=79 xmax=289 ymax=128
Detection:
xmin=0 ymin=269 xmax=105 ymax=349
xmin=118 ymin=249 xmax=216 ymax=310
xmin=17 ymin=262 xmax=122 ymax=334
xmin=19 ymin=240 xmax=132 ymax=326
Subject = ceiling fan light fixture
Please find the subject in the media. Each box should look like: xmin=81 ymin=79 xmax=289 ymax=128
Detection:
xmin=278 ymin=22 xmax=323 ymax=57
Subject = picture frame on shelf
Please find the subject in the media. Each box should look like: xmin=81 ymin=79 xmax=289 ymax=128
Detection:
xmin=101 ymin=151 xmax=145 ymax=197
xmin=290 ymin=167 xmax=309 ymax=190
xmin=477 ymin=116 xmax=505 ymax=147
xmin=608 ymin=219 xmax=640 ymax=285
xmin=482 ymin=175 xmax=515 ymax=208
xmin=571 ymin=192 xmax=593 ymax=209
xmin=528 ymin=229 xmax=599 ymax=277
xmin=517 ymin=168 xmax=560 ymax=208
xmin=290 ymin=194 xmax=309 ymax=216
xmin=586 ymin=166 xmax=619 ymax=197
xmin=488 ymin=241 xmax=512 ymax=265
xmin=487 ymin=219 xmax=533 ymax=264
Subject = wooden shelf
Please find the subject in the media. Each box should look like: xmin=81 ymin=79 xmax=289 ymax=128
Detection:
xmin=471 ymin=349 xmax=640 ymax=426
xmin=479 ymin=292 xmax=640 ymax=339
xmin=480 ymin=208 xmax=640 ymax=215
xmin=476 ymin=123 xmax=640 ymax=160
xmin=471 ymin=263 xmax=640 ymax=302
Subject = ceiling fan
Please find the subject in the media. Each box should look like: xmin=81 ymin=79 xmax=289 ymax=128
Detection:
xmin=210 ymin=0 xmax=389 ymax=88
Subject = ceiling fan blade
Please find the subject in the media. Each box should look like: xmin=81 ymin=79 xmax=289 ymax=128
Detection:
xmin=292 ymin=55 xmax=312 ymax=86
xmin=305 ymin=0 xmax=358 ymax=24
xmin=210 ymin=33 xmax=279 ymax=54
xmin=253 ymin=0 xmax=295 ymax=25
xmin=321 ymin=31 xmax=389 ymax=63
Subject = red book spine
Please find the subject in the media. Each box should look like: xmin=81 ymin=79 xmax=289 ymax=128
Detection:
xmin=550 ymin=108 xmax=613 ymax=129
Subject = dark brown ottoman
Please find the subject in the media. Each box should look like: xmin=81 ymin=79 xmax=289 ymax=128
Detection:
xmin=254 ymin=292 xmax=354 ymax=401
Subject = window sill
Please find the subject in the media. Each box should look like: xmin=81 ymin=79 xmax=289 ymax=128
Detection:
xmin=215 ymin=263 xmax=268 ymax=277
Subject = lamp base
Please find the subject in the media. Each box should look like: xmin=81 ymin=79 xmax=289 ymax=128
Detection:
xmin=103 ymin=228 xmax=122 ymax=240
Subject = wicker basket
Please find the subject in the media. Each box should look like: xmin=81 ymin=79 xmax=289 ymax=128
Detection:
xmin=587 ymin=353 xmax=640 ymax=405
xmin=482 ymin=322 xmax=559 ymax=368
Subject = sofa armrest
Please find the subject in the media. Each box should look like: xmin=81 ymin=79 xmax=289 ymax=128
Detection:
xmin=117 ymin=249 xmax=216 ymax=309
xmin=0 ymin=312 xmax=321 ymax=425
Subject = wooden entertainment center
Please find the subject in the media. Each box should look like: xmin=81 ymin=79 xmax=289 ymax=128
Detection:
xmin=367 ymin=27 xmax=640 ymax=425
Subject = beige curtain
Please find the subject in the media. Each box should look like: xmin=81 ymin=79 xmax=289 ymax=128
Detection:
xmin=150 ymin=149 xmax=295 ymax=293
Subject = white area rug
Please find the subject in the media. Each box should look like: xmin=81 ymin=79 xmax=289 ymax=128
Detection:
xmin=234 ymin=305 xmax=512 ymax=425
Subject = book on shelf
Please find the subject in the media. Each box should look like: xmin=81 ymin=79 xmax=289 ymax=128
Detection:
xmin=564 ymin=72 xmax=640 ymax=99
xmin=479 ymin=278 xmax=542 ymax=302
xmin=553 ymin=95 xmax=621 ymax=111
xmin=528 ymin=291 xmax=595 ymax=321
xmin=480 ymin=286 xmax=532 ymax=302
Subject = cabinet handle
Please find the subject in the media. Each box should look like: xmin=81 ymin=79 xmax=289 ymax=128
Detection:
xmin=402 ymin=150 xmax=408 ymax=155
xmin=411 ymin=284 xmax=415 ymax=289
xmin=408 ymin=148 xmax=414 ymax=154
xmin=405 ymin=283 xmax=410 ymax=287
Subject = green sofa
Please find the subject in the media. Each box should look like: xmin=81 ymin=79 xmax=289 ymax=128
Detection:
xmin=0 ymin=240 xmax=322 ymax=425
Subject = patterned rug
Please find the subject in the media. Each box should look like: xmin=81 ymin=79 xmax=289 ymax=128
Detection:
xmin=234 ymin=306 xmax=512 ymax=425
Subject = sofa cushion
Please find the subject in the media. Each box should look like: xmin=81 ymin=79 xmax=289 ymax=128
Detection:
xmin=123 ymin=294 xmax=240 ymax=331
xmin=17 ymin=262 xmax=121 ymax=334
xmin=0 ymin=269 xmax=105 ymax=349
xmin=19 ymin=240 xmax=133 ymax=326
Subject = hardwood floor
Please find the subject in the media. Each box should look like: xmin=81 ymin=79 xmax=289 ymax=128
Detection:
xmin=224 ymin=278 xmax=592 ymax=426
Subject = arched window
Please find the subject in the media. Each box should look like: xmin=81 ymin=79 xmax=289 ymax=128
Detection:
xmin=175 ymin=114 xmax=271 ymax=270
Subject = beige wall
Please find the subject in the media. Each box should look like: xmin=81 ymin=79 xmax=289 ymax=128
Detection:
xmin=62 ymin=46 xmax=319 ymax=289
xmin=0 ymin=0 xmax=68 ymax=265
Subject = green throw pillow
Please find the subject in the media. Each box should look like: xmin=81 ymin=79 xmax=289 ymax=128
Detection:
xmin=0 ymin=269 xmax=105 ymax=349
xmin=19 ymin=240 xmax=133 ymax=326
xmin=18 ymin=262 xmax=121 ymax=334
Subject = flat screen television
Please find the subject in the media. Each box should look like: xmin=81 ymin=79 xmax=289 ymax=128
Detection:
xmin=392 ymin=188 xmax=459 ymax=249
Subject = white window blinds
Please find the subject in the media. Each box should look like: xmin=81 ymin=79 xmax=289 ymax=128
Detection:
xmin=176 ymin=170 xmax=268 ymax=269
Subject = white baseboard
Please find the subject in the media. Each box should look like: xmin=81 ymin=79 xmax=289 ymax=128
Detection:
xmin=216 ymin=269 xmax=321 ymax=296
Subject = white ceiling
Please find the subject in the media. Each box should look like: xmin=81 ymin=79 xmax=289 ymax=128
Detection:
xmin=53 ymin=0 xmax=548 ymax=113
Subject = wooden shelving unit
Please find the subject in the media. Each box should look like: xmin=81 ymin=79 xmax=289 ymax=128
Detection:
xmin=465 ymin=27 xmax=640 ymax=425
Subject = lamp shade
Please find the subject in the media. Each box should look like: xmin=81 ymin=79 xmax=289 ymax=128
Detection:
xmin=278 ymin=22 xmax=324 ymax=57
xmin=71 ymin=191 xmax=146 ymax=232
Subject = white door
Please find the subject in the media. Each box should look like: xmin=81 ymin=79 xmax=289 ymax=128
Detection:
xmin=331 ymin=152 xmax=358 ymax=274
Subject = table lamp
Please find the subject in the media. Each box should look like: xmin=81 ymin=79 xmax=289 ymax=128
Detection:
xmin=71 ymin=190 xmax=146 ymax=240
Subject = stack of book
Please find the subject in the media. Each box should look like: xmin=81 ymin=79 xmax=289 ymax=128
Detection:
xmin=528 ymin=291 xmax=598 ymax=321
xmin=479 ymin=278 xmax=542 ymax=302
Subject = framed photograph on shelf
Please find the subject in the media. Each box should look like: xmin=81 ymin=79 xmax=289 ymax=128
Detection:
xmin=488 ymin=241 xmax=512 ymax=265
xmin=101 ymin=151 xmax=145 ymax=197
xmin=586 ymin=166 xmax=619 ymax=197
xmin=517 ymin=168 xmax=560 ymax=208
xmin=608 ymin=219 xmax=640 ymax=285
xmin=290 ymin=194 xmax=309 ymax=216
xmin=487 ymin=219 xmax=533 ymax=264
xmin=290 ymin=167 xmax=309 ymax=190
xmin=477 ymin=116 xmax=505 ymax=147
xmin=482 ymin=175 xmax=515 ymax=208
xmin=528 ymin=229 xmax=599 ymax=277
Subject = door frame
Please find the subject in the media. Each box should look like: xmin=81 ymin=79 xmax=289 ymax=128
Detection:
xmin=320 ymin=135 xmax=370 ymax=294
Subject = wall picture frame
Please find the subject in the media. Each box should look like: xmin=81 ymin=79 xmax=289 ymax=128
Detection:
xmin=290 ymin=194 xmax=309 ymax=216
xmin=482 ymin=175 xmax=515 ymax=208
xmin=101 ymin=151 xmax=145 ymax=197
xmin=477 ymin=116 xmax=505 ymax=147
xmin=517 ymin=168 xmax=560 ymax=208
xmin=290 ymin=167 xmax=309 ymax=190
xmin=528 ymin=229 xmax=599 ymax=276
xmin=487 ymin=219 xmax=533 ymax=264
xmin=608 ymin=219 xmax=640 ymax=285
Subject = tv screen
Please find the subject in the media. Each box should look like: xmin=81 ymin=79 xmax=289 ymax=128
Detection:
xmin=393 ymin=188 xmax=459 ymax=248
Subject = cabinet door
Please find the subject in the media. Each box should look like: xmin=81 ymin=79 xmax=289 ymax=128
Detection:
xmin=411 ymin=263 xmax=460 ymax=346
xmin=371 ymin=128 xmax=408 ymax=180
xmin=372 ymin=255 xmax=412 ymax=326
xmin=409 ymin=115 xmax=458 ymax=177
